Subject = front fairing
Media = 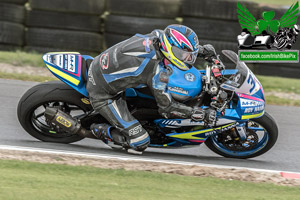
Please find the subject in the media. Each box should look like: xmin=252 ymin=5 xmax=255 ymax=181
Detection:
xmin=220 ymin=50 xmax=265 ymax=120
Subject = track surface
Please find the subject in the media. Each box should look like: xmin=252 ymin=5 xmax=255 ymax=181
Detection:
xmin=1 ymin=79 xmax=300 ymax=172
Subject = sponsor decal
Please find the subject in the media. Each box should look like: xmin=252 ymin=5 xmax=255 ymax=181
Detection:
xmin=143 ymin=38 xmax=152 ymax=52
xmin=205 ymin=122 xmax=238 ymax=137
xmin=100 ymin=53 xmax=109 ymax=70
xmin=56 ymin=116 xmax=71 ymax=128
xmin=184 ymin=73 xmax=195 ymax=82
xmin=53 ymin=55 xmax=64 ymax=68
xmin=129 ymin=125 xmax=143 ymax=136
xmin=88 ymin=66 xmax=96 ymax=86
xmin=241 ymin=99 xmax=264 ymax=107
xmin=168 ymin=86 xmax=188 ymax=95
xmin=244 ymin=105 xmax=264 ymax=113
xmin=67 ymin=55 xmax=76 ymax=72
xmin=244 ymin=107 xmax=254 ymax=113
xmin=81 ymin=98 xmax=90 ymax=104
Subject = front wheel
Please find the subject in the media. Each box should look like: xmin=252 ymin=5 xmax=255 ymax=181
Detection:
xmin=205 ymin=112 xmax=278 ymax=159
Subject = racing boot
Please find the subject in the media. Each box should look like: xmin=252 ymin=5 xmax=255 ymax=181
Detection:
xmin=90 ymin=123 xmax=113 ymax=142
xmin=90 ymin=123 xmax=125 ymax=148
xmin=122 ymin=125 xmax=150 ymax=154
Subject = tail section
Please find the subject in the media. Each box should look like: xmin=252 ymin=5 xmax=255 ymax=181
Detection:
xmin=43 ymin=52 xmax=93 ymax=97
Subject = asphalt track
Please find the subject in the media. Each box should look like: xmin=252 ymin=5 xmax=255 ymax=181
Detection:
xmin=1 ymin=78 xmax=300 ymax=173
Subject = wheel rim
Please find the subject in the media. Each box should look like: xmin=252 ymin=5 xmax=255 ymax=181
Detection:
xmin=30 ymin=101 xmax=87 ymax=138
xmin=210 ymin=121 xmax=269 ymax=157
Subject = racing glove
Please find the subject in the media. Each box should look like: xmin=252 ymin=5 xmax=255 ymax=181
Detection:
xmin=204 ymin=108 xmax=217 ymax=125
xmin=191 ymin=108 xmax=205 ymax=121
xmin=191 ymin=108 xmax=217 ymax=125
xmin=198 ymin=44 xmax=218 ymax=63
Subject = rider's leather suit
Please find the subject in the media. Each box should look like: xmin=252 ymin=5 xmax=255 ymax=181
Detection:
xmin=86 ymin=30 xmax=201 ymax=150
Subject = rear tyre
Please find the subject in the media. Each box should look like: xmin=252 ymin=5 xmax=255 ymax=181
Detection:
xmin=205 ymin=112 xmax=278 ymax=159
xmin=17 ymin=81 xmax=92 ymax=143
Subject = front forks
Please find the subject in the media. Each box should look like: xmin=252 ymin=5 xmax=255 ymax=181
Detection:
xmin=235 ymin=123 xmax=247 ymax=141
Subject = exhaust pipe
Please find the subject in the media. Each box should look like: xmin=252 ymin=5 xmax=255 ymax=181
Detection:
xmin=44 ymin=107 xmax=97 ymax=139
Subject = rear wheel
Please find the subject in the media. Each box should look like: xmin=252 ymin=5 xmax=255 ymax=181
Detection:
xmin=17 ymin=81 xmax=92 ymax=143
xmin=205 ymin=112 xmax=278 ymax=159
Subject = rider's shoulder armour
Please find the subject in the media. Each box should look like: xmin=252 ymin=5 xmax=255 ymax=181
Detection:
xmin=166 ymin=63 xmax=202 ymax=101
xmin=120 ymin=32 xmax=162 ymax=60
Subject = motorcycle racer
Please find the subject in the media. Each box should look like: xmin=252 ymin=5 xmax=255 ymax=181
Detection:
xmin=86 ymin=24 xmax=219 ymax=153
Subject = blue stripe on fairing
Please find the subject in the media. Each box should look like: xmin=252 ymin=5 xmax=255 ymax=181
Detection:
xmin=102 ymin=50 xmax=155 ymax=83
xmin=107 ymin=100 xmax=138 ymax=129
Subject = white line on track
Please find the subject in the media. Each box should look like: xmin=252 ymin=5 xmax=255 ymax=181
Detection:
xmin=0 ymin=144 xmax=298 ymax=176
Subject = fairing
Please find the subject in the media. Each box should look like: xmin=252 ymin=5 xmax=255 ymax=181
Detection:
xmin=43 ymin=52 xmax=92 ymax=97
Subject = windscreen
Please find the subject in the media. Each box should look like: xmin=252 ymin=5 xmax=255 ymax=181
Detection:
xmin=221 ymin=50 xmax=260 ymax=95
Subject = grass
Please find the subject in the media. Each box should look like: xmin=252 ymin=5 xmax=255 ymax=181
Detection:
xmin=257 ymin=75 xmax=300 ymax=95
xmin=0 ymin=50 xmax=44 ymax=67
xmin=0 ymin=71 xmax=57 ymax=82
xmin=265 ymin=95 xmax=300 ymax=106
xmin=0 ymin=159 xmax=299 ymax=200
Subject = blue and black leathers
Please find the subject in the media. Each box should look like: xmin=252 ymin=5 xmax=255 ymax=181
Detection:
xmin=86 ymin=31 xmax=204 ymax=151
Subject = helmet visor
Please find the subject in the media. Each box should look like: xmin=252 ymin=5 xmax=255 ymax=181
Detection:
xmin=171 ymin=46 xmax=198 ymax=65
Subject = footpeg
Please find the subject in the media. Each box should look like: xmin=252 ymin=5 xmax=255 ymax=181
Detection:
xmin=127 ymin=149 xmax=143 ymax=155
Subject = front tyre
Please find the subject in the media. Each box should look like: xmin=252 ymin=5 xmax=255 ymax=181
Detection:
xmin=205 ymin=112 xmax=278 ymax=159
xmin=17 ymin=81 xmax=92 ymax=143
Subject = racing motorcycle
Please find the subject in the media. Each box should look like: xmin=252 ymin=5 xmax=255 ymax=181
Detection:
xmin=17 ymin=50 xmax=278 ymax=159
xmin=274 ymin=27 xmax=298 ymax=50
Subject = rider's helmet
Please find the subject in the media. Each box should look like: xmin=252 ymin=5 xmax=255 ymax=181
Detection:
xmin=292 ymin=24 xmax=299 ymax=36
xmin=159 ymin=24 xmax=200 ymax=70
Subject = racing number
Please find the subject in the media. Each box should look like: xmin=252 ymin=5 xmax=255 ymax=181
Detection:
xmin=247 ymin=74 xmax=255 ymax=94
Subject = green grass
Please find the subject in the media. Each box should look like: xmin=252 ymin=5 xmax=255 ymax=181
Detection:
xmin=265 ymin=95 xmax=300 ymax=106
xmin=257 ymin=75 xmax=300 ymax=95
xmin=0 ymin=159 xmax=299 ymax=200
xmin=0 ymin=71 xmax=57 ymax=82
xmin=0 ymin=51 xmax=44 ymax=67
